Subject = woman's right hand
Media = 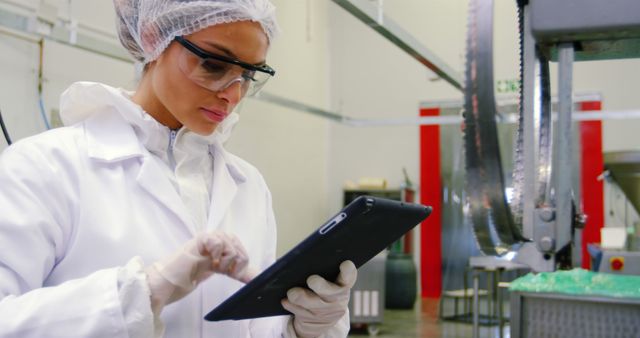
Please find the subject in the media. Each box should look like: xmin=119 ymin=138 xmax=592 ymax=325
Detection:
xmin=145 ymin=231 xmax=257 ymax=315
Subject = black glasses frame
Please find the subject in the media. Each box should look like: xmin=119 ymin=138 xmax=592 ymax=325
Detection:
xmin=174 ymin=36 xmax=275 ymax=77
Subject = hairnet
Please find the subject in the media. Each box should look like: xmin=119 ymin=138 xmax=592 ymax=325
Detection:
xmin=113 ymin=0 xmax=279 ymax=64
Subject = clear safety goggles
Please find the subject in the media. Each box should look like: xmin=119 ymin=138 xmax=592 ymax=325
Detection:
xmin=174 ymin=36 xmax=275 ymax=97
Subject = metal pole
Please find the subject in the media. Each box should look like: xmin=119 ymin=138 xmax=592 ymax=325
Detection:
xmin=497 ymin=269 xmax=504 ymax=338
xmin=473 ymin=270 xmax=479 ymax=338
xmin=487 ymin=271 xmax=493 ymax=322
xmin=555 ymin=43 xmax=575 ymax=251
xmin=493 ymin=270 xmax=498 ymax=321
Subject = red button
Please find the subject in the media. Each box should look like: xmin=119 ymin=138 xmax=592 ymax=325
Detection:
xmin=611 ymin=257 xmax=624 ymax=271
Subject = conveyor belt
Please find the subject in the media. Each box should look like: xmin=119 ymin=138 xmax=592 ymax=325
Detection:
xmin=463 ymin=0 xmax=553 ymax=255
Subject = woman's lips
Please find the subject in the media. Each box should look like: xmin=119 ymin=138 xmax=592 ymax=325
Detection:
xmin=200 ymin=107 xmax=228 ymax=123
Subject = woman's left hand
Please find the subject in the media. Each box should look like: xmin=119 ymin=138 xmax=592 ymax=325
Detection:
xmin=281 ymin=261 xmax=357 ymax=338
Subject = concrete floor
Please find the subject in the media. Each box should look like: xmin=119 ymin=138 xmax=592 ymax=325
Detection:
xmin=348 ymin=298 xmax=510 ymax=338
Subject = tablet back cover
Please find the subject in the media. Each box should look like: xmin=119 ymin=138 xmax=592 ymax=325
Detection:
xmin=205 ymin=196 xmax=431 ymax=321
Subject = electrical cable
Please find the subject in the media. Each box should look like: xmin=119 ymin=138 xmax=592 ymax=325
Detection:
xmin=37 ymin=39 xmax=51 ymax=130
xmin=0 ymin=109 xmax=12 ymax=145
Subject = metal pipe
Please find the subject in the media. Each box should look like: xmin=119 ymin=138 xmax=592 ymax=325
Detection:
xmin=420 ymin=92 xmax=603 ymax=111
xmin=250 ymin=100 xmax=640 ymax=126
xmin=0 ymin=0 xmax=32 ymax=12
xmin=0 ymin=6 xmax=132 ymax=63
xmin=0 ymin=26 xmax=39 ymax=43
xmin=255 ymin=88 xmax=640 ymax=127
xmin=331 ymin=0 xmax=463 ymax=91
xmin=0 ymin=0 xmax=118 ymax=40
xmin=572 ymin=110 xmax=640 ymax=121
xmin=254 ymin=91 xmax=345 ymax=122
xmin=555 ymin=42 xmax=575 ymax=251
xmin=340 ymin=110 xmax=640 ymax=127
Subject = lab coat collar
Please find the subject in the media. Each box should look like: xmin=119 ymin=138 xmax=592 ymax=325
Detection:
xmin=60 ymin=82 xmax=147 ymax=161
xmin=59 ymin=81 xmax=243 ymax=146
xmin=80 ymin=113 xmax=248 ymax=187
xmin=84 ymin=108 xmax=147 ymax=162
xmin=59 ymin=81 xmax=248 ymax=183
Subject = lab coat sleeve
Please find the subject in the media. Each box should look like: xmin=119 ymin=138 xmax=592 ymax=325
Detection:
xmin=117 ymin=257 xmax=159 ymax=337
xmin=0 ymin=140 xmax=153 ymax=337
xmin=0 ymin=260 xmax=155 ymax=338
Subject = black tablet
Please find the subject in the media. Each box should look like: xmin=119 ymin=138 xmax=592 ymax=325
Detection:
xmin=204 ymin=195 xmax=431 ymax=321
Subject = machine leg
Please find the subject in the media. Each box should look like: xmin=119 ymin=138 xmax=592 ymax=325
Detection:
xmin=473 ymin=270 xmax=480 ymax=338
xmin=498 ymin=270 xmax=504 ymax=338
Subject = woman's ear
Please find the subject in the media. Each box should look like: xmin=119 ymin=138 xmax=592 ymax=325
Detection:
xmin=144 ymin=60 xmax=159 ymax=74
xmin=135 ymin=61 xmax=152 ymax=85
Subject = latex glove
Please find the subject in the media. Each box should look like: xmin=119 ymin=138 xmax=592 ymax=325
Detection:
xmin=282 ymin=261 xmax=357 ymax=338
xmin=146 ymin=231 xmax=258 ymax=315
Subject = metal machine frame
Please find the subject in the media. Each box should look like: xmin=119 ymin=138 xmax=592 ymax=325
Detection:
xmin=515 ymin=0 xmax=640 ymax=271
xmin=463 ymin=0 xmax=640 ymax=272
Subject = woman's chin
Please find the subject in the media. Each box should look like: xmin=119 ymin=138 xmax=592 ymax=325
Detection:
xmin=188 ymin=122 xmax=219 ymax=136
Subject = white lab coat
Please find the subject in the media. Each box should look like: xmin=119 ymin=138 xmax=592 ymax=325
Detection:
xmin=0 ymin=82 xmax=294 ymax=337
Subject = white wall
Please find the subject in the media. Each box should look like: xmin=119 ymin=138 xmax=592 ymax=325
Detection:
xmin=226 ymin=0 xmax=332 ymax=255
xmin=569 ymin=59 xmax=640 ymax=151
xmin=326 ymin=0 xmax=470 ymax=215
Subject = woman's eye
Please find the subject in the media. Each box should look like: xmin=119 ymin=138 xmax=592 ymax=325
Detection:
xmin=201 ymin=60 xmax=228 ymax=75
xmin=242 ymin=70 xmax=257 ymax=82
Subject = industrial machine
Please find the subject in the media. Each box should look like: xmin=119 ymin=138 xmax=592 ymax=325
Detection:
xmin=463 ymin=1 xmax=640 ymax=336
xmin=463 ymin=0 xmax=640 ymax=273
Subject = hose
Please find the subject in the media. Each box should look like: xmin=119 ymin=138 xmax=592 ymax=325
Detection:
xmin=38 ymin=39 xmax=51 ymax=130
xmin=0 ymin=108 xmax=12 ymax=145
xmin=38 ymin=95 xmax=51 ymax=130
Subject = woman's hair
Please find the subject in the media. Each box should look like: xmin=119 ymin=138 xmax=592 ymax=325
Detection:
xmin=113 ymin=0 xmax=279 ymax=64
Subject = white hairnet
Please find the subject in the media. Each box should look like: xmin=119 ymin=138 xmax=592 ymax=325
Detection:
xmin=113 ymin=0 xmax=279 ymax=64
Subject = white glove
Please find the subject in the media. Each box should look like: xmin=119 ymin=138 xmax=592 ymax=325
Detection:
xmin=146 ymin=231 xmax=258 ymax=315
xmin=282 ymin=261 xmax=357 ymax=338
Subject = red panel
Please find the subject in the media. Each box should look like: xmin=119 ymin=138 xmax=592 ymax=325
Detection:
xmin=579 ymin=101 xmax=604 ymax=269
xmin=419 ymin=108 xmax=442 ymax=298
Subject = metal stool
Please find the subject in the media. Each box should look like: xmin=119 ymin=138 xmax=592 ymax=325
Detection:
xmin=439 ymin=288 xmax=488 ymax=320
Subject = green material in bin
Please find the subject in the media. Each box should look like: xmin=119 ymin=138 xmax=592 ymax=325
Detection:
xmin=510 ymin=268 xmax=640 ymax=298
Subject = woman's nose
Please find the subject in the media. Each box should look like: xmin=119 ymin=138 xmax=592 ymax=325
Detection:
xmin=217 ymin=78 xmax=244 ymax=105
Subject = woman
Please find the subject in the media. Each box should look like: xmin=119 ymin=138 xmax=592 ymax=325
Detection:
xmin=0 ymin=0 xmax=356 ymax=337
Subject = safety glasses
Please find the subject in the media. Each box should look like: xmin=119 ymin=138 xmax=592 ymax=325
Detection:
xmin=174 ymin=36 xmax=275 ymax=97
